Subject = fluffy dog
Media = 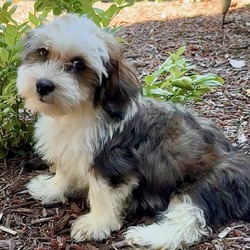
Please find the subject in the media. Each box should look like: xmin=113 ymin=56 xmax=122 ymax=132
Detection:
xmin=17 ymin=14 xmax=250 ymax=249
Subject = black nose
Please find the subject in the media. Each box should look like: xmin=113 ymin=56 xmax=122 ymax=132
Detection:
xmin=36 ymin=79 xmax=55 ymax=96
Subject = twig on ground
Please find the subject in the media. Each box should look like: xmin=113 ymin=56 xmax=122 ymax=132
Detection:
xmin=30 ymin=216 xmax=54 ymax=225
xmin=0 ymin=225 xmax=17 ymax=235
xmin=111 ymin=240 xmax=129 ymax=249
xmin=0 ymin=184 xmax=10 ymax=192
xmin=239 ymin=238 xmax=250 ymax=243
xmin=0 ymin=212 xmax=3 ymax=222
xmin=225 ymin=236 xmax=244 ymax=241
xmin=3 ymin=201 xmax=37 ymax=211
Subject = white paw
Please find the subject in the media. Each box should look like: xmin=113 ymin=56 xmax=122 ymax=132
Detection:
xmin=124 ymin=226 xmax=149 ymax=247
xmin=27 ymin=174 xmax=67 ymax=204
xmin=71 ymin=213 xmax=122 ymax=242
xmin=124 ymin=224 xmax=164 ymax=249
xmin=124 ymin=223 xmax=198 ymax=250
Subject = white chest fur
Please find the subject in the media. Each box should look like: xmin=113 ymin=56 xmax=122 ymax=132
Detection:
xmin=34 ymin=110 xmax=104 ymax=184
xmin=33 ymin=102 xmax=134 ymax=187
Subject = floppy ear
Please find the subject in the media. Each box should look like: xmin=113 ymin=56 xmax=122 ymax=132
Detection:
xmin=94 ymin=56 xmax=140 ymax=121
xmin=21 ymin=30 xmax=36 ymax=60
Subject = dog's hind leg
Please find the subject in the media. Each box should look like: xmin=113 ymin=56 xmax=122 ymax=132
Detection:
xmin=125 ymin=194 xmax=209 ymax=250
xmin=125 ymin=152 xmax=250 ymax=250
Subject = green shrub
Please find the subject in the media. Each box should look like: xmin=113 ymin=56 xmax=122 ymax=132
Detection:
xmin=0 ymin=1 xmax=34 ymax=158
xmin=0 ymin=1 xmax=223 ymax=159
xmin=33 ymin=0 xmax=133 ymax=28
xmin=143 ymin=47 xmax=223 ymax=103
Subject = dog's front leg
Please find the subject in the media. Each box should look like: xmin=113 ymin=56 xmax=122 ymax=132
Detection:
xmin=71 ymin=176 xmax=136 ymax=242
xmin=27 ymin=168 xmax=73 ymax=204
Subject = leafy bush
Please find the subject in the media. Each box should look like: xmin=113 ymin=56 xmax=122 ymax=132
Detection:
xmin=0 ymin=1 xmax=34 ymax=158
xmin=33 ymin=0 xmax=133 ymax=28
xmin=143 ymin=47 xmax=223 ymax=103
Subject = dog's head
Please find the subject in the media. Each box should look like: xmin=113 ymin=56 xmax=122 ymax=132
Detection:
xmin=17 ymin=14 xmax=139 ymax=119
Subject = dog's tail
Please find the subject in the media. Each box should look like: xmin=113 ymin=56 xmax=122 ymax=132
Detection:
xmin=125 ymin=152 xmax=250 ymax=250
xmin=190 ymin=152 xmax=250 ymax=225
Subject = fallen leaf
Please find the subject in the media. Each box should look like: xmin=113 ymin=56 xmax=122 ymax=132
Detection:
xmin=229 ymin=58 xmax=246 ymax=68
xmin=237 ymin=129 xmax=247 ymax=144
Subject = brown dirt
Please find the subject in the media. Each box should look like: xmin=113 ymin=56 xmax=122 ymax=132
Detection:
xmin=0 ymin=0 xmax=250 ymax=249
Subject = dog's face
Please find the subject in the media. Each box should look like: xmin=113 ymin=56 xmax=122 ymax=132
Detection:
xmin=17 ymin=14 xmax=139 ymax=118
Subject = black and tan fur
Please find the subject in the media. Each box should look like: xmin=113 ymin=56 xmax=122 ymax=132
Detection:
xmin=16 ymin=14 xmax=250 ymax=250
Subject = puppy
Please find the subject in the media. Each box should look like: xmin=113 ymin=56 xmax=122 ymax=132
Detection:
xmin=17 ymin=14 xmax=250 ymax=249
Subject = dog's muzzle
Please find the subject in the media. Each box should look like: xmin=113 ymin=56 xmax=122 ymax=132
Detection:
xmin=36 ymin=79 xmax=55 ymax=96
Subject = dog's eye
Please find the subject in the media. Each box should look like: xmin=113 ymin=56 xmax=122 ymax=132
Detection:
xmin=38 ymin=48 xmax=49 ymax=59
xmin=72 ymin=59 xmax=85 ymax=72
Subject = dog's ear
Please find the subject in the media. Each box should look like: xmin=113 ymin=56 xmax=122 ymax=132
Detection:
xmin=21 ymin=30 xmax=35 ymax=60
xmin=94 ymin=55 xmax=140 ymax=121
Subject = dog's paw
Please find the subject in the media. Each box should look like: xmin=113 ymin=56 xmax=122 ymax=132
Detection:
xmin=71 ymin=213 xmax=122 ymax=242
xmin=27 ymin=174 xmax=67 ymax=204
xmin=124 ymin=224 xmax=187 ymax=249
xmin=124 ymin=225 xmax=161 ymax=249
xmin=124 ymin=226 xmax=148 ymax=247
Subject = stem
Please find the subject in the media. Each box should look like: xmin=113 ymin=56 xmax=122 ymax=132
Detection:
xmin=222 ymin=13 xmax=226 ymax=29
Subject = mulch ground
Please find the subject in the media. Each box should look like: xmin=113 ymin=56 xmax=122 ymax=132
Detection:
xmin=0 ymin=0 xmax=250 ymax=249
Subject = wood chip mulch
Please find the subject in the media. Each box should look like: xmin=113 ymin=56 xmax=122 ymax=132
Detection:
xmin=0 ymin=1 xmax=250 ymax=249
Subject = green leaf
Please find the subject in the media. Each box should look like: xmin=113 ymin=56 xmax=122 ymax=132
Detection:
xmin=105 ymin=26 xmax=122 ymax=34
xmin=28 ymin=12 xmax=39 ymax=26
xmin=216 ymin=76 xmax=224 ymax=84
xmin=175 ymin=46 xmax=186 ymax=56
xmin=193 ymin=73 xmax=223 ymax=84
xmin=194 ymin=87 xmax=211 ymax=95
xmin=0 ymin=148 xmax=7 ymax=159
xmin=0 ymin=48 xmax=9 ymax=62
xmin=2 ymin=0 xmax=13 ymax=10
xmin=10 ymin=52 xmax=20 ymax=62
xmin=3 ymin=80 xmax=16 ymax=95
xmin=17 ymin=21 xmax=30 ymax=31
xmin=8 ymin=5 xmax=18 ymax=16
xmin=106 ymin=4 xmax=119 ymax=17
xmin=145 ymin=75 xmax=155 ymax=85
xmin=6 ymin=24 xmax=17 ymax=37
xmin=94 ymin=7 xmax=105 ymax=16
xmin=202 ymin=80 xmax=223 ymax=86
xmin=2 ymin=120 xmax=12 ymax=130
xmin=171 ymin=77 xmax=193 ymax=90
xmin=160 ymin=80 xmax=171 ymax=88
xmin=10 ymin=136 xmax=21 ymax=145
xmin=0 ymin=10 xmax=10 ymax=23
xmin=152 ymin=67 xmax=165 ymax=78
xmin=2 ymin=107 xmax=13 ymax=114
xmin=34 ymin=0 xmax=54 ymax=12
xmin=5 ymin=33 xmax=15 ymax=47
xmin=100 ymin=4 xmax=118 ymax=27
xmin=53 ymin=7 xmax=63 ymax=16
xmin=34 ymin=0 xmax=44 ymax=12
xmin=114 ymin=0 xmax=124 ymax=5
xmin=149 ymin=88 xmax=172 ymax=96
